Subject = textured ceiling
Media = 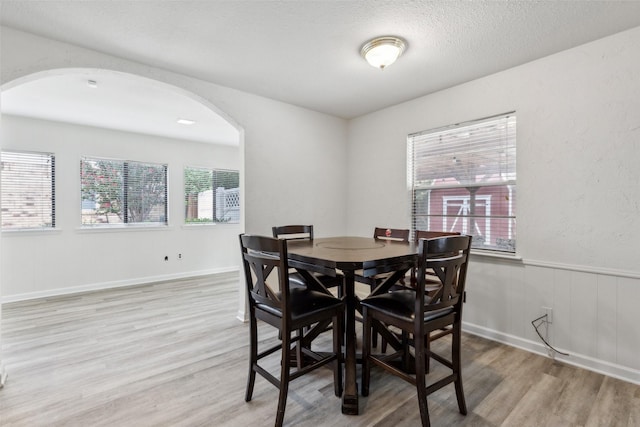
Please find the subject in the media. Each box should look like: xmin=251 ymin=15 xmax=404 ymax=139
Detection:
xmin=2 ymin=0 xmax=640 ymax=122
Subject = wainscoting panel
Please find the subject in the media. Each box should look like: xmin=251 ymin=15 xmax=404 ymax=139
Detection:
xmin=506 ymin=261 xmax=527 ymax=339
xmin=617 ymin=277 xmax=640 ymax=371
xmin=463 ymin=255 xmax=640 ymax=385
xmin=569 ymin=271 xmax=598 ymax=358
xmin=596 ymin=274 xmax=618 ymax=363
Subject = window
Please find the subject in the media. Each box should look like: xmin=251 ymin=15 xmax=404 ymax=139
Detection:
xmin=184 ymin=167 xmax=239 ymax=224
xmin=81 ymin=157 xmax=167 ymax=226
xmin=408 ymin=113 xmax=516 ymax=253
xmin=1 ymin=150 xmax=55 ymax=230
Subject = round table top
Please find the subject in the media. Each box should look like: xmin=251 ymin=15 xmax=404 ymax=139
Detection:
xmin=287 ymin=236 xmax=417 ymax=268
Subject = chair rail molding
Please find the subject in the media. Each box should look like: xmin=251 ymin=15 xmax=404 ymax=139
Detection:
xmin=523 ymin=258 xmax=640 ymax=280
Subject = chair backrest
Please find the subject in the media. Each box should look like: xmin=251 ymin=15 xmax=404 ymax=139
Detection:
xmin=415 ymin=230 xmax=460 ymax=240
xmin=240 ymin=234 xmax=291 ymax=318
xmin=272 ymin=225 xmax=314 ymax=240
xmin=416 ymin=235 xmax=472 ymax=316
xmin=411 ymin=231 xmax=461 ymax=281
xmin=373 ymin=227 xmax=410 ymax=242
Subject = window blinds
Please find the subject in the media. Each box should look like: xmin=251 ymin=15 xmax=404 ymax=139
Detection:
xmin=1 ymin=150 xmax=55 ymax=230
xmin=408 ymin=113 xmax=516 ymax=252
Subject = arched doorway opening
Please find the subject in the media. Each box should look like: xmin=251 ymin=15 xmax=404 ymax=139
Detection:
xmin=0 ymin=68 xmax=244 ymax=302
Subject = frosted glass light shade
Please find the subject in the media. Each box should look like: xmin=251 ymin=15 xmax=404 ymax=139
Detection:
xmin=361 ymin=36 xmax=406 ymax=69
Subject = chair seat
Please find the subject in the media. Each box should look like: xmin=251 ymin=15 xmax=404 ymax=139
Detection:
xmin=257 ymin=288 xmax=343 ymax=322
xmin=287 ymin=272 xmax=307 ymax=289
xmin=361 ymin=290 xmax=453 ymax=323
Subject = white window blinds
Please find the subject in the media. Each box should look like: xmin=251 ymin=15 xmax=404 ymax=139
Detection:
xmin=1 ymin=150 xmax=55 ymax=230
xmin=184 ymin=167 xmax=240 ymax=224
xmin=408 ymin=113 xmax=516 ymax=253
xmin=81 ymin=157 xmax=167 ymax=226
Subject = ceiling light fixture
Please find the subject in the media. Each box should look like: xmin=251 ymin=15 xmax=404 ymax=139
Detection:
xmin=87 ymin=80 xmax=98 ymax=88
xmin=177 ymin=118 xmax=196 ymax=125
xmin=360 ymin=36 xmax=407 ymax=69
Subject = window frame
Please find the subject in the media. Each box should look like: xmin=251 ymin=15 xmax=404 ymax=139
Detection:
xmin=80 ymin=156 xmax=168 ymax=228
xmin=184 ymin=166 xmax=240 ymax=225
xmin=408 ymin=112 xmax=517 ymax=254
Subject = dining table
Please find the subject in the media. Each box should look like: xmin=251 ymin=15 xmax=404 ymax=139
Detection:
xmin=286 ymin=236 xmax=418 ymax=415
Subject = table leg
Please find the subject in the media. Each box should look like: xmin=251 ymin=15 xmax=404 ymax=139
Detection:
xmin=341 ymin=271 xmax=358 ymax=415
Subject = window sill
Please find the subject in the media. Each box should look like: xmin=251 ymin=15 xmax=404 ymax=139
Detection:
xmin=182 ymin=222 xmax=240 ymax=228
xmin=76 ymin=225 xmax=173 ymax=233
xmin=1 ymin=228 xmax=61 ymax=236
xmin=183 ymin=222 xmax=218 ymax=228
xmin=470 ymin=249 xmax=522 ymax=262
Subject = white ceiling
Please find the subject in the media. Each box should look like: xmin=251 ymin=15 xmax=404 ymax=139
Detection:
xmin=2 ymin=0 xmax=640 ymax=141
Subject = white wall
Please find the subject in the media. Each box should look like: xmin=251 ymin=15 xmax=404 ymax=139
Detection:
xmin=346 ymin=26 xmax=640 ymax=384
xmin=0 ymin=25 xmax=348 ymax=369
xmin=1 ymin=115 xmax=242 ymax=299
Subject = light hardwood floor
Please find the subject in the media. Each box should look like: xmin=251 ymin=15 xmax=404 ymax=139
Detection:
xmin=1 ymin=273 xmax=639 ymax=426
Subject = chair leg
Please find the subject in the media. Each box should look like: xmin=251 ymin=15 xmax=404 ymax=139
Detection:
xmin=414 ymin=331 xmax=431 ymax=427
xmin=425 ymin=332 xmax=431 ymax=373
xmin=452 ymin=322 xmax=467 ymax=415
xmin=369 ymin=283 xmax=378 ymax=348
xmin=245 ymin=317 xmax=258 ymax=402
xmin=296 ymin=328 xmax=304 ymax=370
xmin=361 ymin=308 xmax=371 ymax=396
xmin=276 ymin=330 xmax=291 ymax=427
xmin=333 ymin=313 xmax=343 ymax=397
xmin=401 ymin=331 xmax=411 ymax=372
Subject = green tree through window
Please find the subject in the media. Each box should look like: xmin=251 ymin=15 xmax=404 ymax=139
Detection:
xmin=81 ymin=157 xmax=167 ymax=226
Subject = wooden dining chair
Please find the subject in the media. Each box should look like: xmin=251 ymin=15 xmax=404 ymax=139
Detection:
xmin=361 ymin=235 xmax=472 ymax=427
xmin=380 ymin=229 xmax=462 ymax=353
xmin=415 ymin=231 xmax=463 ymax=364
xmin=240 ymin=234 xmax=344 ymax=427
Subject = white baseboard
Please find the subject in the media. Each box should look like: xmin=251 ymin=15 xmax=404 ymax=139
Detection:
xmin=463 ymin=321 xmax=640 ymax=386
xmin=1 ymin=267 xmax=240 ymax=304
xmin=236 ymin=310 xmax=248 ymax=323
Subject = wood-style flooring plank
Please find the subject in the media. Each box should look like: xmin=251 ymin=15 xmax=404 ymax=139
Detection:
xmin=2 ymin=272 xmax=639 ymax=427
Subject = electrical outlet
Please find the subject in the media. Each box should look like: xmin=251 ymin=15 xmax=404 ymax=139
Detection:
xmin=543 ymin=306 xmax=553 ymax=324
xmin=178 ymin=253 xmax=182 ymax=260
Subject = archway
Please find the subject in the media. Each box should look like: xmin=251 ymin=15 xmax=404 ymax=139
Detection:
xmin=0 ymin=69 xmax=246 ymax=386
